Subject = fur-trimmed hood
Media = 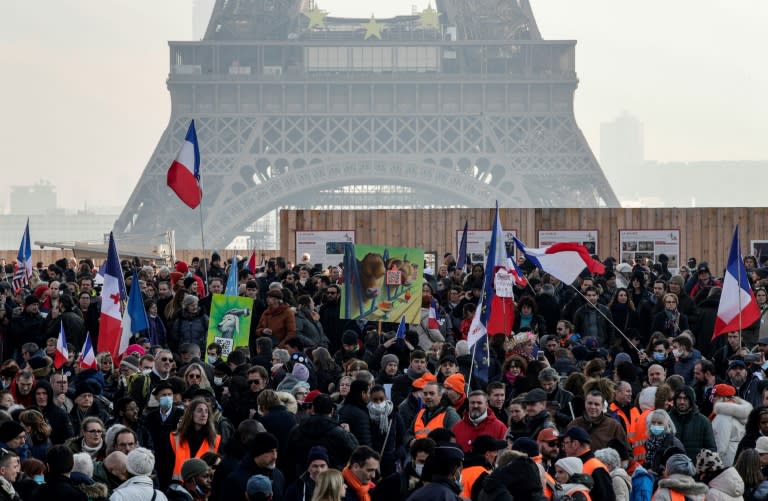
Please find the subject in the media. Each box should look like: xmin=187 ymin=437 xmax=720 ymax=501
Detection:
xmin=78 ymin=481 xmax=109 ymax=499
xmin=714 ymin=397 xmax=752 ymax=424
xmin=658 ymin=474 xmax=709 ymax=496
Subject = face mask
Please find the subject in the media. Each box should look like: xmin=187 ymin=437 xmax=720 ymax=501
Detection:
xmin=213 ymin=377 xmax=223 ymax=386
xmin=650 ymin=425 xmax=665 ymax=436
xmin=142 ymin=369 xmax=152 ymax=375
xmin=368 ymin=402 xmax=386 ymax=412
xmin=672 ymin=349 xmax=682 ymax=358
xmin=414 ymin=464 xmax=424 ymax=476
xmin=159 ymin=395 xmax=173 ymax=409
xmin=33 ymin=475 xmax=44 ymax=485
xmin=653 ymin=352 xmax=666 ymax=361
xmin=300 ymin=278 xmax=307 ymax=286
xmin=207 ymin=355 xmax=218 ymax=364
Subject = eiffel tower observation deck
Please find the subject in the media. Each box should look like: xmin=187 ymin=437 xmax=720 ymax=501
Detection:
xmin=113 ymin=0 xmax=619 ymax=248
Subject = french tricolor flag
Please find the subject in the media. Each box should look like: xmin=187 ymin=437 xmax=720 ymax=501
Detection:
xmin=513 ymin=238 xmax=605 ymax=285
xmin=79 ymin=332 xmax=97 ymax=370
xmin=713 ymin=226 xmax=761 ymax=339
xmin=428 ymin=298 xmax=441 ymax=330
xmin=96 ymin=233 xmax=125 ymax=359
xmin=54 ymin=323 xmax=68 ymax=369
xmin=167 ymin=120 xmax=202 ymax=209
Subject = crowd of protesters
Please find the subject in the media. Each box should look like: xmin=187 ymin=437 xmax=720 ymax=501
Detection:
xmin=0 ymin=250 xmax=767 ymax=501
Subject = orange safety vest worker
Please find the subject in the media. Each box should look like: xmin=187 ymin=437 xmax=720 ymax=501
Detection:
xmin=631 ymin=408 xmax=652 ymax=464
xmin=169 ymin=432 xmax=222 ymax=481
xmin=413 ymin=407 xmax=447 ymax=439
xmin=652 ymin=489 xmax=686 ymax=501
xmin=533 ymin=456 xmax=556 ymax=500
xmin=461 ymin=465 xmax=490 ymax=499
xmin=565 ymin=487 xmax=592 ymax=501
xmin=610 ymin=402 xmax=640 ymax=433
xmin=582 ymin=456 xmax=608 ymax=476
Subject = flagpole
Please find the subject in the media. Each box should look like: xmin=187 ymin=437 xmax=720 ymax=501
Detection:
xmin=197 ymin=183 xmax=209 ymax=297
xmin=568 ymin=284 xmax=643 ymax=356
xmin=737 ymin=227 xmax=743 ymax=348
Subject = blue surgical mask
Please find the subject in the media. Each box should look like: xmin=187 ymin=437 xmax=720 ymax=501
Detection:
xmin=159 ymin=395 xmax=173 ymax=409
xmin=207 ymin=355 xmax=218 ymax=364
xmin=650 ymin=425 xmax=665 ymax=436
xmin=653 ymin=352 xmax=666 ymax=361
xmin=33 ymin=475 xmax=44 ymax=485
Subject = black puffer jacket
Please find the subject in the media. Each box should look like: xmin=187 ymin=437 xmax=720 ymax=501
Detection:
xmin=285 ymin=414 xmax=359 ymax=475
xmin=477 ymin=455 xmax=544 ymax=501
xmin=169 ymin=309 xmax=209 ymax=353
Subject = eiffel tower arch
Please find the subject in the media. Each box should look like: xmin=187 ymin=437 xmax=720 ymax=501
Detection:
xmin=114 ymin=0 xmax=619 ymax=249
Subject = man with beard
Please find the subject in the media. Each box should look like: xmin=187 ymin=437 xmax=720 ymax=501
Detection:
xmin=391 ymin=351 xmax=428 ymax=407
xmin=536 ymin=428 xmax=561 ymax=477
xmin=668 ymin=386 xmax=716 ymax=459
xmin=224 ymin=433 xmax=286 ymax=501
xmin=692 ymin=359 xmax=721 ymax=417
xmin=567 ymin=391 xmax=626 ymax=451
xmin=726 ymin=359 xmax=762 ymax=408
xmin=452 ymin=391 xmax=508 ymax=452
xmin=413 ymin=382 xmax=461 ymax=440
xmin=712 ymin=331 xmax=747 ymax=377
xmin=522 ymin=389 xmax=556 ymax=440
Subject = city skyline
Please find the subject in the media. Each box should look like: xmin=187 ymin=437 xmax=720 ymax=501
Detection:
xmin=1 ymin=0 xmax=766 ymax=210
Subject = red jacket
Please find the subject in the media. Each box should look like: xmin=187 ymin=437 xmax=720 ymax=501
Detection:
xmin=452 ymin=409 xmax=508 ymax=452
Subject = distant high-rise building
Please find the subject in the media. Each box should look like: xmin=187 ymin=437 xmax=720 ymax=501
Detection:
xmin=9 ymin=181 xmax=57 ymax=215
xmin=600 ymin=111 xmax=644 ymax=199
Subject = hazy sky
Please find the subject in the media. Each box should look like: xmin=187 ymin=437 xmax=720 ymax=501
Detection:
xmin=1 ymin=0 xmax=766 ymax=210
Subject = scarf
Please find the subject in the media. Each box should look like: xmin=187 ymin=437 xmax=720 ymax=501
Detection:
xmin=367 ymin=400 xmax=394 ymax=435
xmin=469 ymin=410 xmax=488 ymax=426
xmin=81 ymin=438 xmax=103 ymax=458
xmin=343 ymin=466 xmax=371 ymax=501
xmin=644 ymin=432 xmax=666 ymax=468
xmin=0 ymin=477 xmax=16 ymax=498
xmin=519 ymin=313 xmax=533 ymax=329
xmin=663 ymin=309 xmax=680 ymax=333
xmin=505 ymin=371 xmax=520 ymax=386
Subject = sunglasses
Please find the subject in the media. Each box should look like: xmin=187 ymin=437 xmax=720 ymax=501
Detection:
xmin=159 ymin=357 xmax=173 ymax=362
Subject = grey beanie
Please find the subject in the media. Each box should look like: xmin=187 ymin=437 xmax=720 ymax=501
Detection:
xmin=666 ymin=454 xmax=696 ymax=476
xmin=381 ymin=354 xmax=399 ymax=368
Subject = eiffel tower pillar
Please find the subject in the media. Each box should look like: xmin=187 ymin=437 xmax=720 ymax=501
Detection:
xmin=114 ymin=0 xmax=619 ymax=249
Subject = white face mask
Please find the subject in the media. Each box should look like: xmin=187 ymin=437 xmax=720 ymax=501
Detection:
xmin=142 ymin=368 xmax=152 ymax=375
xmin=672 ymin=349 xmax=682 ymax=358
xmin=213 ymin=376 xmax=223 ymax=386
xmin=207 ymin=355 xmax=218 ymax=364
xmin=414 ymin=464 xmax=424 ymax=476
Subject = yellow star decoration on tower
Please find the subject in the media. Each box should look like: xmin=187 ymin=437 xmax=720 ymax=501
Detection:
xmin=305 ymin=6 xmax=328 ymax=29
xmin=363 ymin=14 xmax=382 ymax=40
xmin=419 ymin=4 xmax=440 ymax=29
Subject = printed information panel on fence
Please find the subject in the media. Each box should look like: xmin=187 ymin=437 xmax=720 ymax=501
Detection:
xmin=457 ymin=229 xmax=518 ymax=265
xmin=538 ymin=230 xmax=599 ymax=255
xmin=296 ymin=230 xmax=355 ymax=270
xmin=619 ymin=229 xmax=681 ymax=273
xmin=750 ymin=241 xmax=768 ymax=263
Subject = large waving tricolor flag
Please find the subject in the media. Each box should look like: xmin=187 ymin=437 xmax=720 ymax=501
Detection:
xmin=120 ymin=270 xmax=149 ymax=356
xmin=79 ymin=332 xmax=97 ymax=370
xmin=713 ymin=225 xmax=761 ymax=339
xmin=467 ymin=205 xmax=514 ymax=383
xmin=97 ymin=233 xmax=125 ymax=358
xmin=12 ymin=219 xmax=32 ymax=290
xmin=513 ymin=238 xmax=605 ymax=285
xmin=54 ymin=322 xmax=68 ymax=369
xmin=167 ymin=120 xmax=202 ymax=209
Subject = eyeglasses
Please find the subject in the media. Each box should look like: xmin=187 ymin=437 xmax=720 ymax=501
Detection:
xmin=545 ymin=441 xmax=559 ymax=447
xmin=85 ymin=429 xmax=103 ymax=434
xmin=159 ymin=357 xmax=173 ymax=362
xmin=187 ymin=374 xmax=202 ymax=380
xmin=249 ymin=379 xmax=263 ymax=385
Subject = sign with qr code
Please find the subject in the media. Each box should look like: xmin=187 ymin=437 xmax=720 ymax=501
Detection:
xmin=206 ymin=294 xmax=254 ymax=361
xmin=385 ymin=270 xmax=401 ymax=285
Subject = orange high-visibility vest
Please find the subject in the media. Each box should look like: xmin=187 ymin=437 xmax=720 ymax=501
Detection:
xmin=413 ymin=408 xmax=447 ymax=439
xmin=565 ymin=487 xmax=592 ymax=501
xmin=533 ymin=456 xmax=557 ymax=500
xmin=169 ymin=432 xmax=221 ymax=480
xmin=611 ymin=402 xmax=640 ymax=433
xmin=631 ymin=408 xmax=652 ymax=464
xmin=583 ymin=456 xmax=608 ymax=476
xmin=653 ymin=489 xmax=685 ymax=501
xmin=461 ymin=465 xmax=490 ymax=498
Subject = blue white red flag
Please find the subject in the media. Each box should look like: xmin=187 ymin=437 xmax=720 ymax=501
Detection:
xmin=13 ymin=219 xmax=32 ymax=290
xmin=120 ymin=270 xmax=149 ymax=356
xmin=167 ymin=120 xmax=202 ymax=208
xmin=714 ymin=225 xmax=761 ymax=339
xmin=79 ymin=332 xmax=97 ymax=370
xmin=54 ymin=322 xmax=68 ymax=369
xmin=428 ymin=298 xmax=441 ymax=330
xmin=513 ymin=238 xmax=604 ymax=285
xmin=457 ymin=221 xmax=468 ymax=270
xmin=507 ymin=257 xmax=529 ymax=287
xmin=96 ymin=233 xmax=125 ymax=358
xmin=466 ymin=205 xmax=513 ymax=383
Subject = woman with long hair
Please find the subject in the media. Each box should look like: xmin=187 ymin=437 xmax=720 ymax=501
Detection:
xmin=651 ymin=293 xmax=689 ymax=337
xmin=643 ymin=409 xmax=685 ymax=473
xmin=169 ymin=397 xmax=221 ymax=482
xmin=96 ymin=352 xmax=119 ymax=400
xmin=164 ymin=289 xmax=187 ymax=326
xmin=608 ymin=288 xmax=640 ymax=336
xmin=501 ymin=355 xmax=530 ymax=399
xmin=312 ymin=347 xmax=340 ymax=393
xmin=19 ymin=409 xmax=52 ymax=461
xmin=311 ymin=469 xmax=346 ymax=501
xmin=735 ymin=448 xmax=768 ymax=501
xmin=183 ymin=363 xmax=213 ymax=391
xmin=512 ymin=296 xmax=548 ymax=336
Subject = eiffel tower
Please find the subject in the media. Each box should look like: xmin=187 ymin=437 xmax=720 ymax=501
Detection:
xmin=114 ymin=0 xmax=619 ymax=249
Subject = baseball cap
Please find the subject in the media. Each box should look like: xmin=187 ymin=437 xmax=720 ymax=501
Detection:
xmin=562 ymin=426 xmax=590 ymax=444
xmin=246 ymin=475 xmax=273 ymax=497
xmin=728 ymin=359 xmax=747 ymax=370
xmin=537 ymin=428 xmax=560 ymax=442
xmin=522 ymin=388 xmax=547 ymax=403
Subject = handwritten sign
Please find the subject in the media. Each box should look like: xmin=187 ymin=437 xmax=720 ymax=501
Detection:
xmin=494 ymin=269 xmax=514 ymax=298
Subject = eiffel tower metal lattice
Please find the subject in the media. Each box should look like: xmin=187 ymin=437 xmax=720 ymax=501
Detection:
xmin=114 ymin=0 xmax=619 ymax=248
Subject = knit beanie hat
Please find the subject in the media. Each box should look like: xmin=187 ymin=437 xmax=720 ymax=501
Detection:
xmin=444 ymin=373 xmax=465 ymax=394
xmin=181 ymin=458 xmax=209 ymax=481
xmin=126 ymin=447 xmax=155 ymax=476
xmin=250 ymin=433 xmax=279 ymax=458
xmin=120 ymin=355 xmax=140 ymax=372
xmin=380 ymin=354 xmax=399 ymax=369
xmin=292 ymin=363 xmax=309 ymax=382
xmin=666 ymin=454 xmax=696 ymax=476
xmin=0 ymin=421 xmax=24 ymax=443
xmin=307 ymin=446 xmax=330 ymax=466
xmin=555 ymin=457 xmax=583 ymax=477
